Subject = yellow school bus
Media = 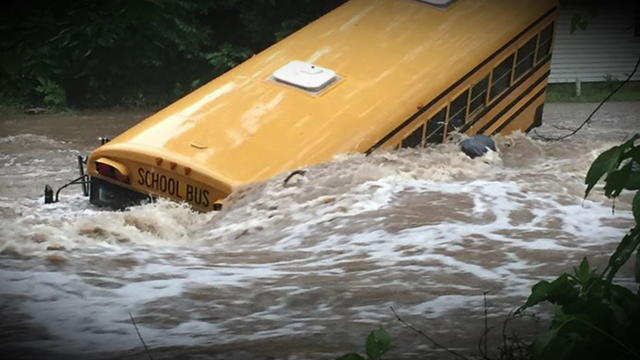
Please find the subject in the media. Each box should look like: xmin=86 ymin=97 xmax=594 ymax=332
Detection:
xmin=82 ymin=0 xmax=558 ymax=211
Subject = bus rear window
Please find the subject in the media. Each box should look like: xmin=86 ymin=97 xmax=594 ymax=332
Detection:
xmin=536 ymin=23 xmax=554 ymax=62
xmin=514 ymin=36 xmax=536 ymax=79
xmin=489 ymin=54 xmax=514 ymax=100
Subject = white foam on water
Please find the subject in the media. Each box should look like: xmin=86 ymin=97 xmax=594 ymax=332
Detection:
xmin=0 ymin=245 xmax=291 ymax=352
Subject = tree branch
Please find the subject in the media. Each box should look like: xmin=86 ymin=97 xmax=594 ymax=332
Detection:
xmin=390 ymin=306 xmax=470 ymax=360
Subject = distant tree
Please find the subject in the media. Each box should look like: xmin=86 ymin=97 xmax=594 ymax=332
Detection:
xmin=0 ymin=0 xmax=345 ymax=108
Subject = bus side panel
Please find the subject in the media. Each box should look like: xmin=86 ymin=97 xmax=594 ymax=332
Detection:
xmin=491 ymin=91 xmax=547 ymax=135
xmin=484 ymin=77 xmax=549 ymax=135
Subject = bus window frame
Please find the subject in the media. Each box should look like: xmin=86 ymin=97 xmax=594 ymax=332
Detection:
xmin=513 ymin=36 xmax=537 ymax=81
xmin=535 ymin=22 xmax=554 ymax=63
xmin=468 ymin=74 xmax=490 ymax=118
xmin=464 ymin=88 xmax=472 ymax=121
xmin=447 ymin=88 xmax=470 ymax=131
xmin=489 ymin=53 xmax=515 ymax=101
xmin=425 ymin=106 xmax=448 ymax=144
xmin=487 ymin=69 xmax=494 ymax=104
xmin=510 ymin=51 xmax=517 ymax=84
xmin=401 ymin=122 xmax=426 ymax=148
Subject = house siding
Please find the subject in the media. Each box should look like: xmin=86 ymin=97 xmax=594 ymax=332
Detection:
xmin=550 ymin=4 xmax=640 ymax=83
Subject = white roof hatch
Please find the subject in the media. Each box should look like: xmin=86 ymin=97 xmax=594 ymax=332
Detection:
xmin=272 ymin=60 xmax=337 ymax=92
xmin=416 ymin=0 xmax=457 ymax=8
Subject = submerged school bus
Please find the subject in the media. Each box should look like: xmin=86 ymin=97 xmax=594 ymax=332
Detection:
xmin=51 ymin=0 xmax=559 ymax=211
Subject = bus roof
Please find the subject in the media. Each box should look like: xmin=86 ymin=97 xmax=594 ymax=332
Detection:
xmin=102 ymin=0 xmax=556 ymax=186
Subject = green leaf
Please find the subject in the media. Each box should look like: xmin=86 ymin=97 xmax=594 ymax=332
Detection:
xmin=547 ymin=274 xmax=579 ymax=305
xmin=573 ymin=257 xmax=592 ymax=284
xmin=621 ymin=146 xmax=640 ymax=162
xmin=373 ymin=326 xmax=391 ymax=353
xmin=579 ymin=257 xmax=589 ymax=276
xmin=336 ymin=353 xmax=366 ymax=360
xmin=633 ymin=191 xmax=640 ymax=225
xmin=365 ymin=326 xmax=391 ymax=360
xmin=603 ymin=162 xmax=632 ymax=198
xmin=577 ymin=19 xmax=587 ymax=31
xmin=520 ymin=280 xmax=551 ymax=311
xmin=626 ymin=172 xmax=640 ymax=191
xmin=585 ymin=146 xmax=623 ymax=198
xmin=366 ymin=332 xmax=380 ymax=360
xmin=619 ymin=134 xmax=640 ymax=153
xmin=605 ymin=228 xmax=640 ymax=282
xmin=531 ymin=327 xmax=560 ymax=357
xmin=569 ymin=14 xmax=582 ymax=34
xmin=635 ymin=248 xmax=640 ymax=285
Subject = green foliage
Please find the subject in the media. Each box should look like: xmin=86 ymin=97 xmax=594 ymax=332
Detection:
xmin=567 ymin=3 xmax=597 ymax=34
xmin=583 ymin=135 xmax=639 ymax=198
xmin=0 ymin=0 xmax=345 ymax=108
xmin=521 ymin=259 xmax=640 ymax=360
xmin=634 ymin=192 xmax=640 ymax=225
xmin=205 ymin=44 xmax=253 ymax=75
xmin=35 ymin=77 xmax=67 ymax=110
xmin=520 ymin=134 xmax=640 ymax=360
xmin=336 ymin=326 xmax=392 ymax=360
xmin=569 ymin=14 xmax=589 ymax=33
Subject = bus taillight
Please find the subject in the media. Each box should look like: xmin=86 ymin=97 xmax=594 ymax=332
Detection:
xmin=95 ymin=158 xmax=130 ymax=184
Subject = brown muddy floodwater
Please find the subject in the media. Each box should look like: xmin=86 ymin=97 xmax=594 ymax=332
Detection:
xmin=0 ymin=104 xmax=638 ymax=359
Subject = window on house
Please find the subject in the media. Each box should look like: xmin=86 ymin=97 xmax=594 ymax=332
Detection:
xmin=425 ymin=107 xmax=446 ymax=144
xmin=489 ymin=54 xmax=514 ymax=100
xmin=448 ymin=89 xmax=469 ymax=130
xmin=469 ymin=75 xmax=489 ymax=115
xmin=514 ymin=36 xmax=537 ymax=79
xmin=536 ymin=23 xmax=554 ymax=62
xmin=402 ymin=125 xmax=424 ymax=148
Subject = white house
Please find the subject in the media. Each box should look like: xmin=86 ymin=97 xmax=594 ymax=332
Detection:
xmin=550 ymin=3 xmax=640 ymax=83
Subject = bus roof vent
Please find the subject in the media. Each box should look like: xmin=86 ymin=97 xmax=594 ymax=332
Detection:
xmin=416 ymin=0 xmax=456 ymax=8
xmin=272 ymin=60 xmax=337 ymax=92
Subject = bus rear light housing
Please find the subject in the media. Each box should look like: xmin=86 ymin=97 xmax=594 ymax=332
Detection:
xmin=94 ymin=158 xmax=130 ymax=184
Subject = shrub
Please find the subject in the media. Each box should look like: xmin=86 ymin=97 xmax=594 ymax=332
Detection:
xmin=519 ymin=134 xmax=640 ymax=360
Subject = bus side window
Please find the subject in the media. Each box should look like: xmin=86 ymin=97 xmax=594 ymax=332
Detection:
xmin=536 ymin=23 xmax=554 ymax=62
xmin=425 ymin=107 xmax=446 ymax=144
xmin=489 ymin=54 xmax=514 ymax=100
xmin=448 ymin=89 xmax=469 ymax=130
xmin=514 ymin=36 xmax=536 ymax=79
xmin=469 ymin=75 xmax=489 ymax=115
xmin=401 ymin=124 xmax=425 ymax=148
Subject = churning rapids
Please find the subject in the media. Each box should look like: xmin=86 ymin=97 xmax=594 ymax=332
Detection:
xmin=0 ymin=103 xmax=638 ymax=359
